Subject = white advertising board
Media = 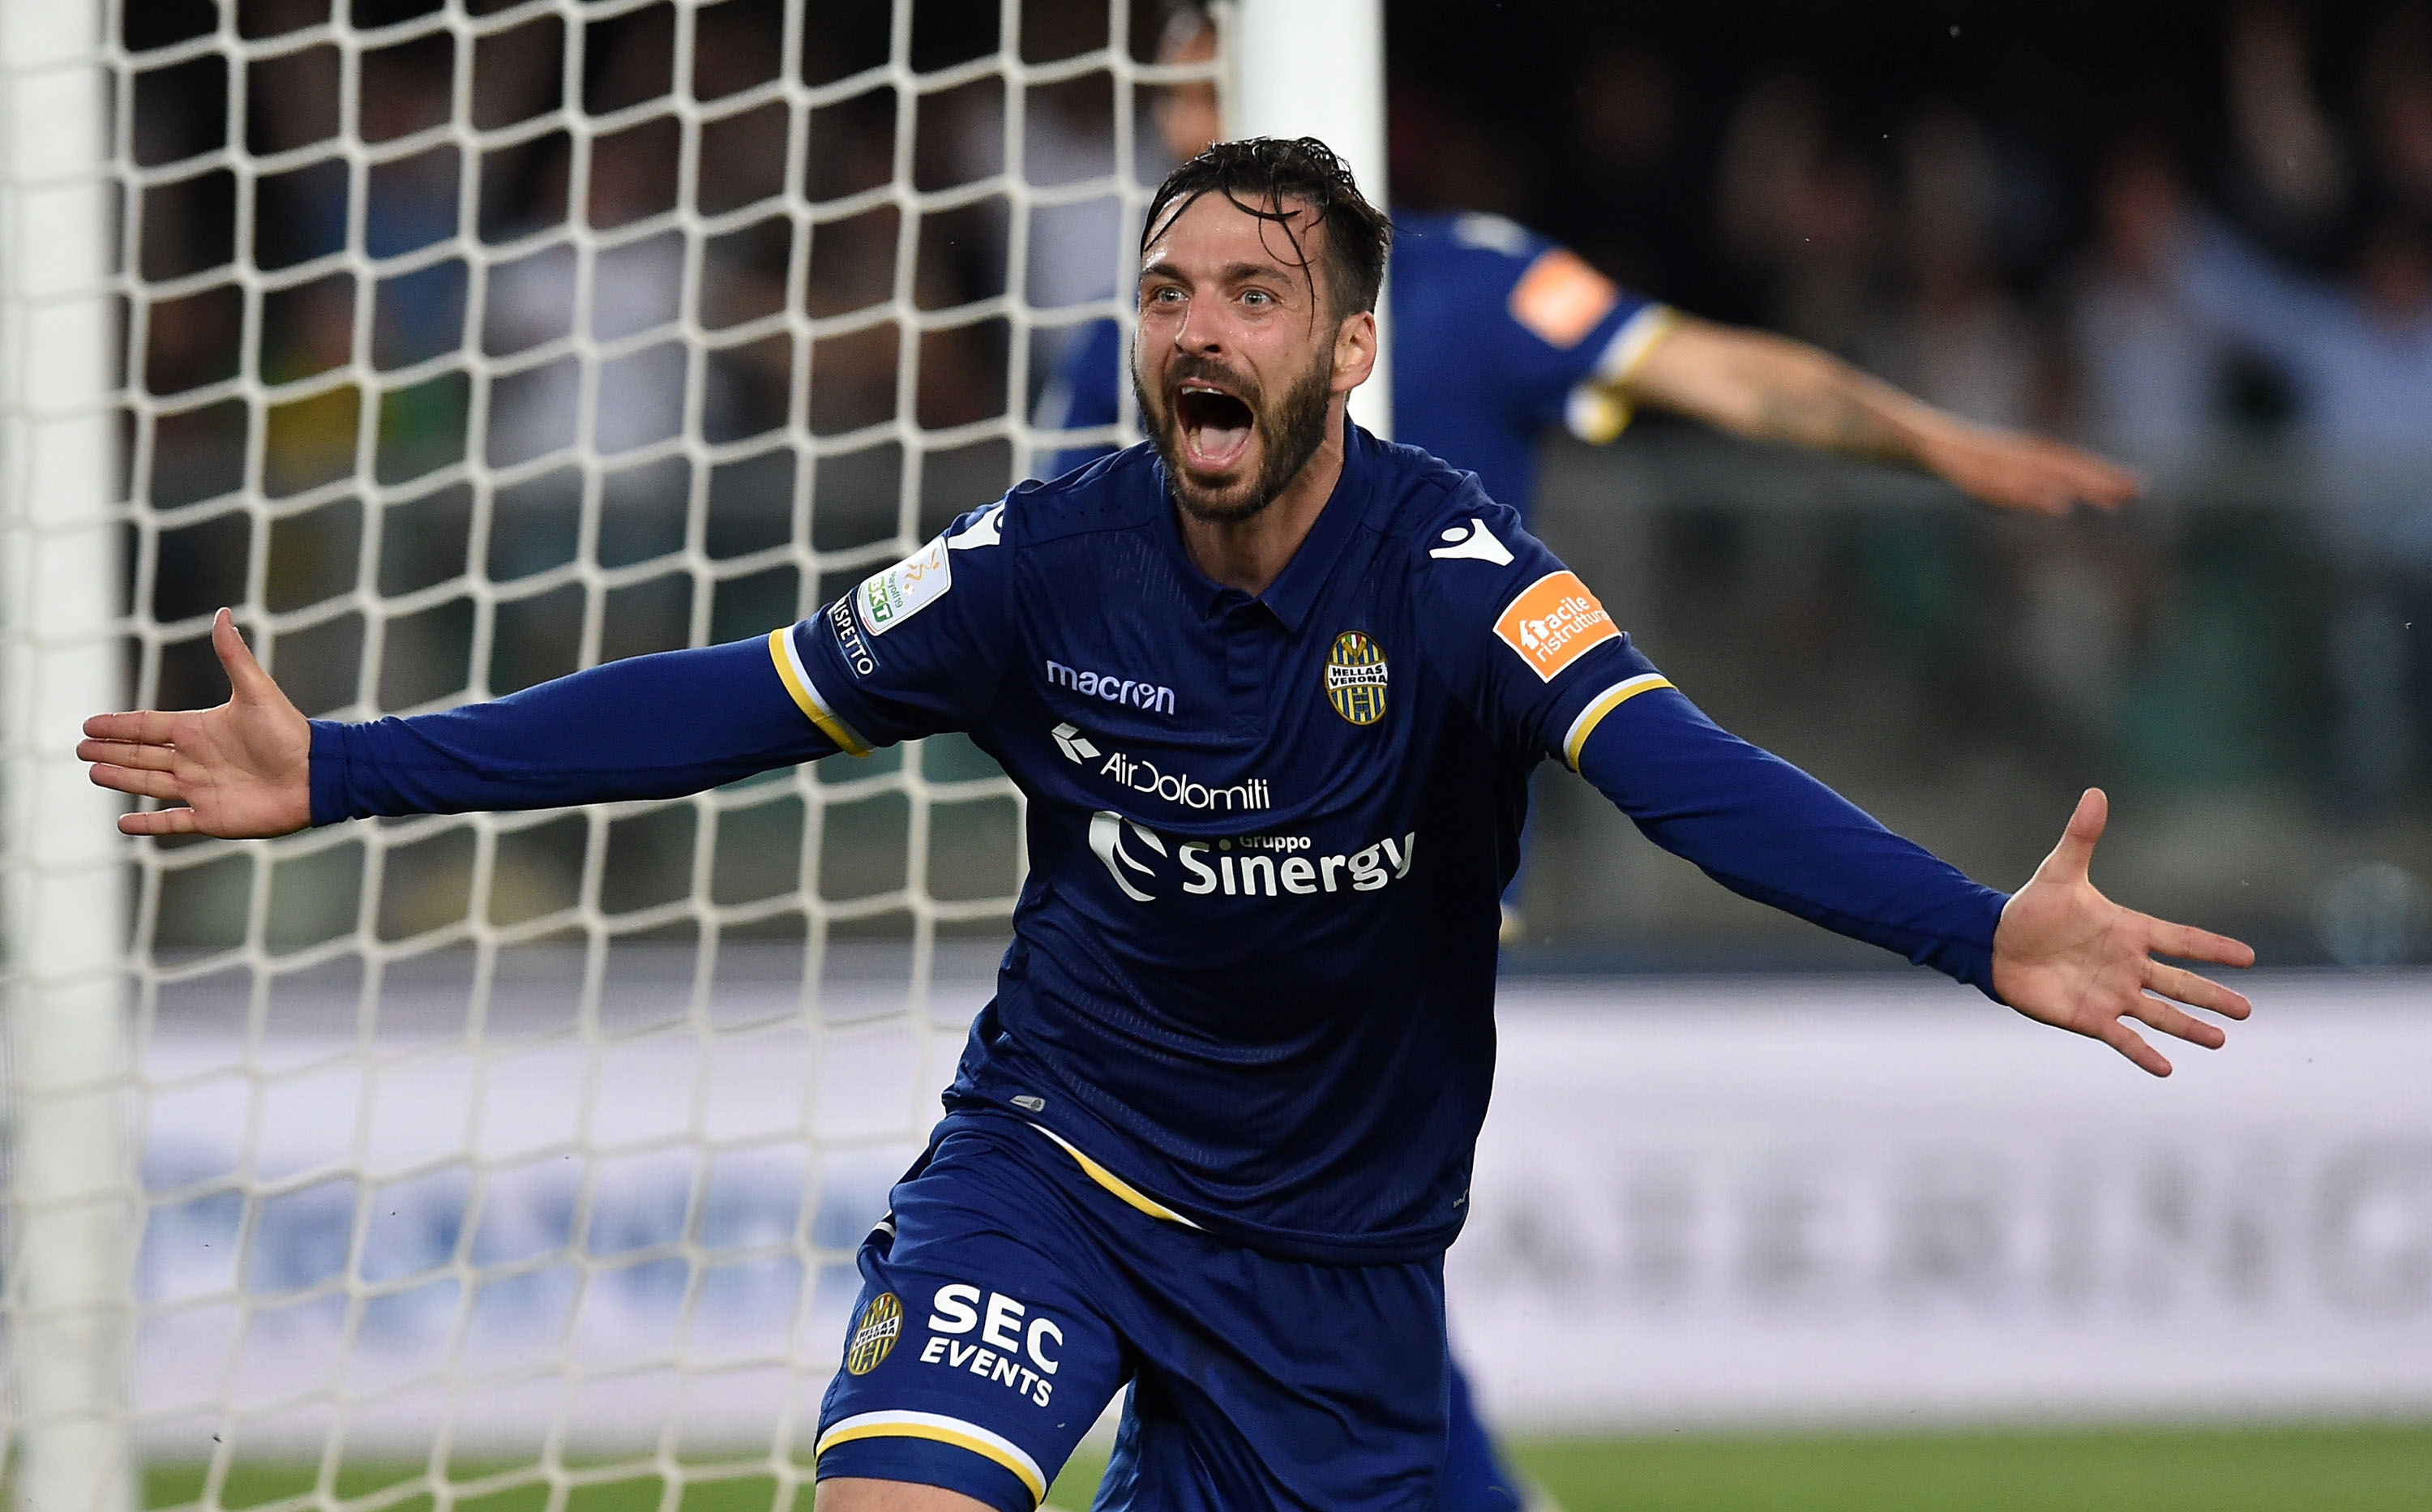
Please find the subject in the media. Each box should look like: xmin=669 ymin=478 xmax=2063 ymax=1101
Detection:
xmin=131 ymin=970 xmax=968 ymax=1456
xmin=1452 ymin=974 xmax=2432 ymax=1429
xmin=124 ymin=970 xmax=2430 ymax=1451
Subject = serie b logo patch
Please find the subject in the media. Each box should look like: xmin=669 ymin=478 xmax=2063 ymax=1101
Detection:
xmin=1494 ymin=571 xmax=1621 ymax=681
xmin=844 ymin=1291 xmax=902 ymax=1375
xmin=856 ymin=537 xmax=952 ymax=637
xmin=1325 ymin=631 xmax=1389 ymax=726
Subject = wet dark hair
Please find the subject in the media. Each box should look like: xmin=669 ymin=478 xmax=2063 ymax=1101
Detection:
xmin=1141 ymin=136 xmax=1394 ymax=320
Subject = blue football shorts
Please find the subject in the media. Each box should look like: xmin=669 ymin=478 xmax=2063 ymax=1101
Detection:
xmin=812 ymin=1112 xmax=1453 ymax=1511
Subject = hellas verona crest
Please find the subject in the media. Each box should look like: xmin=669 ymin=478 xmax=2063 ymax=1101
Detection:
xmin=1325 ymin=631 xmax=1389 ymax=726
xmin=843 ymin=1291 xmax=902 ymax=1375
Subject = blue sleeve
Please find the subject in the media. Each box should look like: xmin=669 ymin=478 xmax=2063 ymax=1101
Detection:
xmin=1405 ymin=213 xmax=1668 ymax=438
xmin=309 ymin=636 xmax=833 ymax=824
xmin=1574 ymin=687 xmax=2009 ymax=996
xmin=1034 ymin=318 xmax=1125 ymax=479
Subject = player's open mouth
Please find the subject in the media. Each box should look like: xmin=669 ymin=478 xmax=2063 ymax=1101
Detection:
xmin=1175 ymin=382 xmax=1255 ymax=470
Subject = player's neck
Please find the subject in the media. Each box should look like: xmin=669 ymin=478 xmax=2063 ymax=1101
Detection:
xmin=1175 ymin=401 xmax=1348 ymax=597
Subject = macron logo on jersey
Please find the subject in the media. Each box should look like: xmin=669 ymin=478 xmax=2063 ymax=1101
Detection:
xmin=1045 ymin=659 xmax=1177 ymax=715
xmin=1428 ymin=517 xmax=1514 ymax=566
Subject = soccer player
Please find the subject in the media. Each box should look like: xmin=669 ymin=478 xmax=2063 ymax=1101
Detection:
xmin=84 ymin=139 xmax=2251 ymax=1512
xmin=1059 ymin=32 xmax=2144 ymax=1503
xmin=1040 ymin=5 xmax=2140 ymax=520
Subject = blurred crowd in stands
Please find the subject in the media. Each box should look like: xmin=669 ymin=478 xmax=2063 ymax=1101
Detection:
xmin=125 ymin=1 xmax=2432 ymax=493
xmin=113 ymin=2 xmax=2432 ymax=944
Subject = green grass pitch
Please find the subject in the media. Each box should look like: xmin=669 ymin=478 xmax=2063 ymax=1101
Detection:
xmin=1052 ymin=1424 xmax=2432 ymax=1509
xmin=143 ymin=1422 xmax=2432 ymax=1512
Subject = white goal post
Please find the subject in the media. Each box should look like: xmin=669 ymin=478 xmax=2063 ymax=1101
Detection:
xmin=2 ymin=4 xmax=135 ymax=1512
xmin=0 ymin=6 xmax=1384 ymax=1512
xmin=1226 ymin=0 xmax=1389 ymax=438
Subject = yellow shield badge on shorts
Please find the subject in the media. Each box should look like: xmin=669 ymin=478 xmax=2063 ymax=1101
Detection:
xmin=844 ymin=1291 xmax=902 ymax=1375
xmin=1325 ymin=631 xmax=1389 ymax=726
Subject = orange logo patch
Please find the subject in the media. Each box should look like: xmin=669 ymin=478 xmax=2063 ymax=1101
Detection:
xmin=1508 ymin=248 xmax=1618 ymax=349
xmin=1494 ymin=572 xmax=1621 ymax=682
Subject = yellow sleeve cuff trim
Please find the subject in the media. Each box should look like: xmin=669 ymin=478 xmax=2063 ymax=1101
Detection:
xmin=1599 ymin=303 xmax=1679 ymax=383
xmin=766 ymin=627 xmax=871 ymax=757
xmin=1030 ymin=1123 xmax=1201 ymax=1229
xmin=1565 ymin=306 xmax=1676 ymax=444
xmin=816 ymin=1412 xmax=1047 ymax=1505
xmin=1563 ymin=673 xmax=1675 ymax=769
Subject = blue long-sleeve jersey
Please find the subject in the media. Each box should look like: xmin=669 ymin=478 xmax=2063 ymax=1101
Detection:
xmin=1035 ymin=209 xmax=1675 ymax=516
xmin=314 ymin=425 xmax=2006 ymax=1263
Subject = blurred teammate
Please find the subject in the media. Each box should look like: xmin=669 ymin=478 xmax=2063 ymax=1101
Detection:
xmin=1040 ymin=6 xmax=2139 ymax=525
xmin=88 ymin=138 xmax=2250 ymax=1512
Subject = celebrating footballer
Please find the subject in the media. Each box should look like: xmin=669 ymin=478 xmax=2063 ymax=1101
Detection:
xmin=83 ymin=139 xmax=2252 ymax=1512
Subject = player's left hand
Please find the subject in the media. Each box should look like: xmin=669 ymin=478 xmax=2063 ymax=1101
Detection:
xmin=1990 ymin=788 xmax=2254 ymax=1075
xmin=1918 ymin=423 xmax=2143 ymax=516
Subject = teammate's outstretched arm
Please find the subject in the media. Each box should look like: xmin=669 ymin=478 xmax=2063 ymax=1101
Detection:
xmin=1615 ymin=315 xmax=2140 ymax=516
xmin=1990 ymin=787 xmax=2254 ymax=1076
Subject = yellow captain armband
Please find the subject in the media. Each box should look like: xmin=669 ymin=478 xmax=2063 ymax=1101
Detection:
xmin=765 ymin=627 xmax=871 ymax=757
xmin=1561 ymin=673 xmax=1674 ymax=770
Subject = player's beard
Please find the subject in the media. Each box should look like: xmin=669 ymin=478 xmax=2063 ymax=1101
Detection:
xmin=1136 ymin=345 xmax=1333 ymax=526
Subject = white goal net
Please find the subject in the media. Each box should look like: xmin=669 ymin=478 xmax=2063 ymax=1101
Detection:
xmin=0 ymin=4 xmax=1257 ymax=1512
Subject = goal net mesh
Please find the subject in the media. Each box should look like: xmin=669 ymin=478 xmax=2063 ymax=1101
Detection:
xmin=2 ymin=1 xmax=1208 ymax=1506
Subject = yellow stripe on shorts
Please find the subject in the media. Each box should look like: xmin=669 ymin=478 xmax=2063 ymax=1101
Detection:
xmin=816 ymin=1410 xmax=1047 ymax=1505
xmin=1029 ymin=1124 xmax=1202 ymax=1229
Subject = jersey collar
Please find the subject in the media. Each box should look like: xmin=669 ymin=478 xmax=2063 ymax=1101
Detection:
xmin=1160 ymin=415 xmax=1378 ymax=632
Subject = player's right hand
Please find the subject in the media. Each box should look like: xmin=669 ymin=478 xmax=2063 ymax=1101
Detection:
xmin=80 ymin=608 xmax=313 ymax=838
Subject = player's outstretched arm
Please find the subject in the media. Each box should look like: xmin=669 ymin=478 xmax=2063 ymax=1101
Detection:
xmin=1565 ymin=676 xmax=2251 ymax=1047
xmin=1991 ymin=787 xmax=2254 ymax=1077
xmin=1614 ymin=316 xmax=2141 ymax=516
xmin=83 ymin=609 xmax=311 ymax=838
xmin=83 ymin=608 xmax=845 ymax=834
